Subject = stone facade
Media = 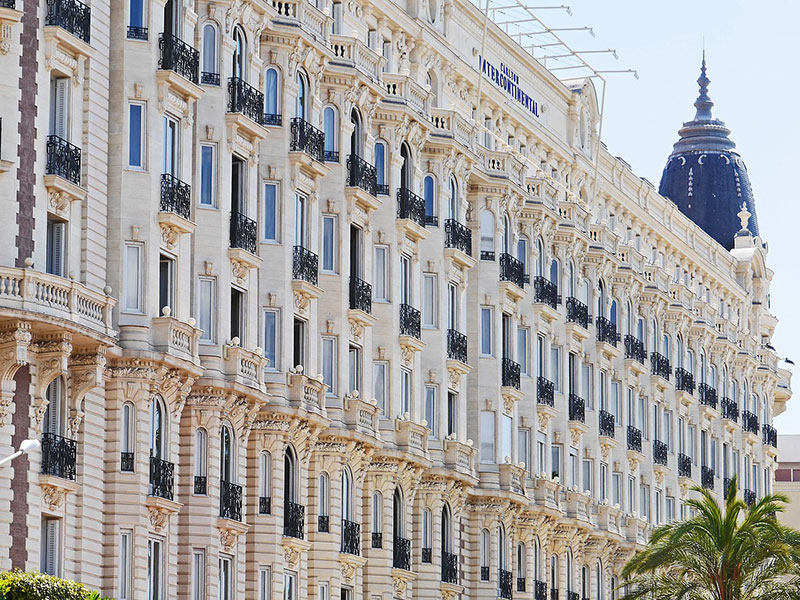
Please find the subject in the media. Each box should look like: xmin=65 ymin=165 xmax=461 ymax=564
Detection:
xmin=0 ymin=0 xmax=791 ymax=599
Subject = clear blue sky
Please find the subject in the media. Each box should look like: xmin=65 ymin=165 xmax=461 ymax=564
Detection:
xmin=531 ymin=1 xmax=800 ymax=432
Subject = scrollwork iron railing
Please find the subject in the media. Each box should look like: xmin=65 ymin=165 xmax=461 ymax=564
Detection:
xmin=283 ymin=501 xmax=305 ymax=539
xmin=447 ymin=329 xmax=468 ymax=364
xmin=46 ymin=135 xmax=81 ymax=185
xmin=675 ymin=368 xmax=695 ymax=393
xmin=194 ymin=475 xmax=207 ymax=495
xmin=399 ymin=303 xmax=421 ymax=340
xmin=650 ymin=352 xmax=671 ymax=380
xmin=500 ymin=253 xmax=525 ymax=289
xmin=259 ymin=496 xmax=272 ymax=515
xmin=158 ymin=33 xmax=199 ymax=84
xmin=599 ymin=410 xmax=615 ymax=437
xmin=289 ymin=117 xmax=325 ymax=162
xmin=678 ymin=453 xmax=692 ymax=478
xmin=653 ymin=440 xmax=667 ymax=465
xmin=347 ymin=154 xmax=378 ymax=196
xmin=568 ymin=394 xmax=585 ymax=423
xmin=595 ymin=316 xmax=618 ymax=346
xmin=537 ymin=376 xmax=554 ymax=407
xmin=219 ymin=480 xmax=243 ymax=521
xmin=121 ymin=451 xmax=135 ymax=473
xmin=763 ymin=424 xmax=777 ymax=448
xmin=228 ymin=77 xmax=265 ymax=125
xmin=502 ymin=357 xmax=521 ymax=390
xmin=229 ymin=211 xmax=258 ymax=254
xmin=396 ymin=187 xmax=426 ymax=228
xmin=721 ymin=397 xmax=739 ymax=422
xmin=341 ymin=518 xmax=360 ymax=555
xmin=160 ymin=173 xmax=191 ymax=219
xmin=701 ymin=466 xmax=714 ymax=491
xmin=46 ymin=0 xmax=91 ymax=43
xmin=627 ymin=425 xmax=642 ymax=453
xmin=566 ymin=296 xmax=588 ymax=328
xmin=349 ymin=277 xmax=372 ymax=313
xmin=624 ymin=335 xmax=646 ymax=364
xmin=41 ymin=433 xmax=76 ymax=481
xmin=292 ymin=246 xmax=319 ymax=286
xmin=393 ymin=537 xmax=411 ymax=571
xmin=535 ymin=580 xmax=547 ymax=600
xmin=742 ymin=410 xmax=760 ymax=435
xmin=499 ymin=569 xmax=513 ymax=600
xmin=441 ymin=551 xmax=458 ymax=583
xmin=149 ymin=456 xmax=174 ymax=500
xmin=444 ymin=219 xmax=472 ymax=256
xmin=698 ymin=383 xmax=718 ymax=409
xmin=534 ymin=276 xmax=559 ymax=308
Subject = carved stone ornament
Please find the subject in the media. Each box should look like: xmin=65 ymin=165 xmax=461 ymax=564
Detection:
xmin=392 ymin=575 xmax=407 ymax=597
xmin=41 ymin=484 xmax=67 ymax=511
xmin=160 ymin=224 xmax=180 ymax=250
xmin=148 ymin=506 xmax=171 ymax=532
xmin=341 ymin=561 xmax=356 ymax=583
xmin=294 ymin=290 xmax=311 ymax=315
xmin=48 ymin=191 xmax=70 ymax=217
xmin=349 ymin=318 xmax=364 ymax=341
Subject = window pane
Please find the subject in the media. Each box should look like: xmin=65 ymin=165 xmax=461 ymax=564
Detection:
xmin=480 ymin=411 xmax=495 ymax=463
xmin=423 ymin=275 xmax=436 ymax=326
xmin=481 ymin=308 xmax=492 ymax=355
xmin=262 ymin=183 xmax=277 ymax=239
xmin=425 ymin=387 xmax=436 ymax=438
xmin=322 ymin=216 xmax=335 ymax=271
xmin=200 ymin=145 xmax=214 ymax=205
xmin=374 ymin=363 xmax=386 ymax=414
xmin=129 ymin=104 xmax=142 ymax=167
xmin=322 ymin=338 xmax=335 ymax=393
xmin=264 ymin=311 xmax=277 ymax=368
xmin=374 ymin=247 xmax=387 ymax=300
xmin=124 ymin=244 xmax=142 ymax=311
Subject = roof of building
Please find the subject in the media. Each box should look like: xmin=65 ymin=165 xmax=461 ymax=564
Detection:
xmin=658 ymin=55 xmax=760 ymax=251
xmin=777 ymin=435 xmax=800 ymax=464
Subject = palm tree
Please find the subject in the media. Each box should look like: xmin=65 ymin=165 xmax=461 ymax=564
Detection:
xmin=620 ymin=476 xmax=800 ymax=600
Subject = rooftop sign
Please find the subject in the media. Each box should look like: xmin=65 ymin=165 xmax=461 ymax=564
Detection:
xmin=480 ymin=57 xmax=540 ymax=118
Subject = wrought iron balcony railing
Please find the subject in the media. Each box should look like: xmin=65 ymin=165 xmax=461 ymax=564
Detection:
xmin=674 ymin=368 xmax=694 ymax=393
xmin=46 ymin=0 xmax=91 ymax=43
xmin=568 ymin=592 xmax=579 ymax=600
xmin=502 ymin=357 xmax=521 ymax=390
xmin=721 ymin=397 xmax=739 ymax=422
xmin=377 ymin=183 xmax=389 ymax=196
xmin=158 ymin=33 xmax=199 ymax=84
xmin=744 ymin=489 xmax=756 ymax=507
xmin=393 ymin=537 xmax=411 ymax=571
xmin=372 ymin=532 xmax=383 ymax=548
xmin=289 ymin=117 xmax=325 ymax=162
xmin=742 ymin=410 xmax=759 ymax=435
xmin=127 ymin=25 xmax=148 ymax=40
xmin=263 ymin=112 xmax=282 ymax=126
xmin=228 ymin=77 xmax=265 ymax=125
xmin=396 ymin=187 xmax=426 ymax=228
xmin=595 ymin=316 xmax=618 ymax=346
xmin=442 ymin=551 xmax=458 ymax=583
xmin=599 ymin=410 xmax=615 ymax=437
xmin=650 ymin=352 xmax=671 ymax=380
xmin=480 ymin=250 xmax=495 ymax=261
xmin=201 ymin=71 xmax=220 ymax=85
xmin=41 ymin=433 xmax=76 ymax=481
xmin=229 ymin=212 xmax=258 ymax=254
xmin=535 ymin=580 xmax=547 ymax=600
xmin=160 ymin=173 xmax=191 ymax=219
xmin=568 ymin=394 xmax=585 ymax=423
xmin=447 ymin=329 xmax=468 ymax=364
xmin=399 ymin=303 xmax=421 ymax=339
xmin=349 ymin=277 xmax=372 ymax=313
xmin=626 ymin=425 xmax=642 ymax=453
xmin=219 ymin=480 xmax=242 ymax=521
xmin=46 ymin=135 xmax=81 ymax=185
xmin=194 ymin=475 xmax=207 ymax=495
xmin=566 ymin=297 xmax=588 ymax=328
xmin=149 ymin=456 xmax=174 ymax=500
xmin=292 ymin=245 xmax=318 ymax=286
xmin=518 ymin=577 xmax=526 ymax=593
xmin=534 ymin=276 xmax=559 ymax=308
xmin=121 ymin=451 xmax=134 ymax=473
xmin=347 ymin=154 xmax=378 ymax=196
xmin=551 ymin=588 xmax=559 ymax=600
xmin=318 ymin=515 xmax=329 ymax=532
xmin=422 ymin=547 xmax=432 ymax=563
xmin=698 ymin=383 xmax=718 ymax=409
xmin=500 ymin=253 xmax=526 ymax=289
xmin=425 ymin=214 xmax=439 ymax=226
xmin=283 ymin=501 xmax=305 ymax=539
xmin=444 ymin=219 xmax=472 ymax=256
xmin=324 ymin=150 xmax=339 ymax=162
xmin=678 ymin=453 xmax=692 ymax=478
xmin=537 ymin=376 xmax=555 ymax=407
xmin=481 ymin=566 xmax=490 ymax=581
xmin=260 ymin=496 xmax=272 ymax=515
xmin=499 ymin=569 xmax=513 ymax=600
xmin=763 ymin=424 xmax=777 ymax=448
xmin=653 ymin=440 xmax=667 ymax=466
xmin=701 ymin=466 xmax=714 ymax=490
xmin=341 ymin=518 xmax=360 ymax=555
xmin=624 ymin=335 xmax=646 ymax=364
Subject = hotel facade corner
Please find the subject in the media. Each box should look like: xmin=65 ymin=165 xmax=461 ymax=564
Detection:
xmin=0 ymin=0 xmax=791 ymax=599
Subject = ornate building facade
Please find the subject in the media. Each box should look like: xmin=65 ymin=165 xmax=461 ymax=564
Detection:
xmin=0 ymin=0 xmax=791 ymax=599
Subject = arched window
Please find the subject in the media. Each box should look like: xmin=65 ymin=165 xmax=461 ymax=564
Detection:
xmin=710 ymin=364 xmax=717 ymax=390
xmin=375 ymin=141 xmax=387 ymax=192
xmin=676 ymin=335 xmax=684 ymax=369
xmin=732 ymin=379 xmax=739 ymax=408
xmin=636 ymin=317 xmax=644 ymax=342
xmin=597 ymin=279 xmax=606 ymax=318
xmin=323 ymin=106 xmax=337 ymax=158
xmin=480 ymin=210 xmax=495 ymax=258
xmin=318 ymin=472 xmax=329 ymax=521
xmin=517 ymin=543 xmax=527 ymax=582
xmin=149 ymin=394 xmax=166 ymax=459
xmin=428 ymin=69 xmax=439 ymax=106
xmin=342 ymin=467 xmax=354 ymax=521
xmin=566 ymin=549 xmax=574 ymax=593
xmin=260 ymin=451 xmax=272 ymax=511
xmin=480 ymin=529 xmax=490 ymax=575
xmin=423 ymin=175 xmax=435 ymax=222
xmin=497 ymin=524 xmax=507 ymax=570
xmin=533 ymin=537 xmax=541 ymax=581
xmin=422 ymin=508 xmax=432 ymax=555
xmin=372 ymin=491 xmax=383 ymax=537
xmin=296 ymin=70 xmax=308 ymax=120
xmin=265 ymin=67 xmax=280 ymax=119
xmin=448 ymin=176 xmax=458 ymax=221
xmin=662 ymin=334 xmax=670 ymax=361
xmin=610 ymin=576 xmax=618 ymax=600
xmin=609 ymin=300 xmax=617 ymax=328
xmin=194 ymin=428 xmax=208 ymax=491
xmin=551 ymin=555 xmax=559 ymax=591
xmin=232 ymin=26 xmax=246 ymax=79
xmin=121 ymin=401 xmax=135 ymax=470
xmin=536 ymin=238 xmax=544 ymax=277
xmin=393 ymin=487 xmax=404 ymax=538
xmin=687 ymin=349 xmax=695 ymax=376
xmin=700 ymin=350 xmax=706 ymax=385
xmin=284 ymin=446 xmax=298 ymax=503
xmin=550 ymin=259 xmax=559 ymax=291
xmin=568 ymin=262 xmax=576 ymax=299
xmin=43 ymin=378 xmax=65 ymax=437
xmin=582 ymin=565 xmax=589 ymax=600
xmin=502 ymin=214 xmax=512 ymax=254
xmin=441 ymin=503 xmax=452 ymax=553
xmin=350 ymin=108 xmax=362 ymax=158
xmin=517 ymin=235 xmax=529 ymax=278
xmin=202 ymin=23 xmax=217 ymax=78
xmin=220 ymin=423 xmax=235 ymax=483
xmin=400 ymin=143 xmax=411 ymax=190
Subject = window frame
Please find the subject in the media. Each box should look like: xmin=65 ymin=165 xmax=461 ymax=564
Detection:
xmin=128 ymin=101 xmax=146 ymax=169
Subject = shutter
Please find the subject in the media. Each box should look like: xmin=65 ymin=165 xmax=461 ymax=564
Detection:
xmin=53 ymin=78 xmax=69 ymax=140
xmin=44 ymin=379 xmax=60 ymax=435
xmin=51 ymin=222 xmax=65 ymax=277
xmin=45 ymin=519 xmax=60 ymax=575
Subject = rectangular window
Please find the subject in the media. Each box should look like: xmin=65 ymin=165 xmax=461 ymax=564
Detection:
xmin=192 ymin=549 xmax=205 ymax=600
xmin=163 ymin=115 xmax=179 ymax=176
xmin=610 ymin=381 xmax=621 ymax=424
xmin=551 ymin=444 xmax=562 ymax=479
xmin=518 ymin=428 xmax=530 ymax=474
xmin=582 ymin=364 xmax=593 ymax=410
xmin=50 ymin=76 xmax=70 ymax=139
xmin=374 ymin=362 xmax=387 ymax=415
xmin=264 ymin=310 xmax=278 ymax=370
xmin=218 ymin=556 xmax=232 ymax=600
xmin=655 ymin=489 xmax=663 ymax=524
xmin=292 ymin=319 xmax=306 ymax=370
xmin=628 ymin=477 xmax=636 ymax=514
xmin=537 ymin=335 xmax=545 ymax=378
xmin=373 ymin=246 xmax=389 ymax=301
xmin=119 ymin=530 xmax=132 ymax=600
xmin=666 ymin=496 xmax=675 ymax=523
xmin=294 ymin=193 xmax=306 ymax=246
xmin=263 ymin=182 xmax=278 ymax=239
xmin=400 ymin=369 xmax=412 ymax=416
xmin=348 ymin=345 xmax=361 ymax=394
xmin=129 ymin=103 xmax=145 ymax=168
xmin=41 ymin=518 xmax=61 ymax=576
xmin=664 ymin=411 xmax=673 ymax=451
xmin=230 ymin=288 xmax=245 ymax=342
xmin=400 ymin=255 xmax=411 ymax=304
xmin=518 ymin=327 xmax=529 ymax=376
xmin=158 ymin=254 xmax=175 ymax=315
xmin=480 ymin=411 xmax=495 ymax=464
xmin=284 ymin=571 xmax=297 ymax=600
xmin=639 ymin=397 xmax=648 ymax=439
xmin=198 ymin=277 xmax=216 ymax=343
xmin=321 ymin=215 xmax=336 ymax=272
xmin=447 ymin=391 xmax=457 ymax=436
xmin=551 ymin=346 xmax=561 ymax=392
xmin=480 ymin=308 xmax=493 ymax=356
xmin=322 ymin=337 xmax=336 ymax=395
xmin=423 ymin=274 xmax=437 ymax=327
xmin=147 ymin=538 xmax=163 ymax=600
xmin=569 ymin=450 xmax=578 ymax=488
xmin=259 ymin=567 xmax=272 ymax=600
xmin=425 ymin=386 xmax=437 ymax=438
xmin=640 ymin=484 xmax=650 ymax=521
xmin=600 ymin=463 xmax=608 ymax=501
xmin=317 ymin=583 xmax=328 ymax=600
xmin=447 ymin=283 xmax=458 ymax=330
xmin=46 ymin=219 xmax=66 ymax=277
xmin=199 ymin=144 xmax=215 ymax=206
xmin=536 ymin=432 xmax=546 ymax=475
xmin=612 ymin=472 xmax=622 ymax=508
xmin=501 ymin=414 xmax=512 ymax=462
xmin=582 ymin=459 xmax=593 ymax=496
xmin=123 ymin=243 xmax=143 ymax=312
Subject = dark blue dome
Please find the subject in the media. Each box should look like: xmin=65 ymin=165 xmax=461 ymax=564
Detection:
xmin=658 ymin=56 xmax=759 ymax=251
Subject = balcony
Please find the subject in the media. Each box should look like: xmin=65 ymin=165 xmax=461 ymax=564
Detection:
xmin=41 ymin=433 xmax=76 ymax=481
xmin=535 ymin=580 xmax=547 ymax=600
xmin=228 ymin=211 xmax=257 ymax=255
xmin=499 ymin=569 xmax=513 ymax=599
xmin=742 ymin=411 xmax=759 ymax=435
xmin=201 ymin=71 xmax=220 ymax=85
xmin=624 ymin=334 xmax=646 ymax=364
xmin=626 ymin=426 xmax=642 ymax=453
xmin=121 ymin=452 xmax=134 ymax=473
xmin=502 ymin=358 xmax=521 ymax=390
xmin=701 ymin=466 xmax=714 ymax=491
xmin=46 ymin=135 xmax=81 ymax=186
xmin=480 ymin=250 xmax=495 ymax=261
xmin=283 ymin=501 xmax=305 ymax=539
xmin=194 ymin=475 xmax=207 ymax=495
xmin=568 ymin=394 xmax=585 ymax=423
xmin=744 ymin=489 xmax=756 ymax=507
xmin=396 ymin=187 xmax=426 ymax=229
xmin=347 ymin=154 xmax=378 ymax=196
xmin=551 ymin=589 xmax=559 ymax=600
xmin=650 ymin=352 xmax=670 ymax=381
xmin=219 ymin=480 xmax=242 ymax=521
xmin=675 ymin=368 xmax=694 ymax=394
xmin=595 ymin=316 xmax=618 ymax=347
xmin=149 ymin=456 xmax=175 ymax=500
xmin=566 ymin=296 xmax=589 ymax=328
xmin=349 ymin=277 xmax=372 ymax=314
xmin=399 ymin=303 xmax=421 ymax=340
xmin=158 ymin=33 xmax=199 ymax=85
xmin=518 ymin=577 xmax=526 ymax=593
xmin=45 ymin=0 xmax=90 ymax=43
xmin=698 ymin=383 xmax=718 ymax=410
xmin=568 ymin=592 xmax=579 ymax=600
xmin=721 ymin=397 xmax=739 ymax=422
xmin=341 ymin=519 xmax=360 ymax=555
xmin=653 ymin=440 xmax=667 ymax=465
xmin=324 ymin=150 xmax=339 ymax=162
xmin=260 ymin=496 xmax=272 ymax=515
xmin=445 ymin=219 xmax=473 ymax=257
xmin=441 ymin=551 xmax=458 ymax=583
xmin=160 ymin=173 xmax=191 ymax=220
xmin=393 ymin=537 xmax=411 ymax=571
xmin=372 ymin=532 xmax=382 ymax=549
xmin=318 ymin=515 xmax=329 ymax=532
xmin=445 ymin=328 xmax=468 ymax=365
xmin=227 ymin=77 xmax=267 ymax=138
xmin=289 ymin=117 xmax=325 ymax=162
xmin=678 ymin=453 xmax=692 ymax=478
xmin=532 ymin=277 xmax=558 ymax=309
xmin=500 ymin=253 xmax=526 ymax=289
xmin=763 ymin=424 xmax=777 ymax=448
xmin=537 ymin=376 xmax=555 ymax=407
xmin=599 ymin=410 xmax=615 ymax=437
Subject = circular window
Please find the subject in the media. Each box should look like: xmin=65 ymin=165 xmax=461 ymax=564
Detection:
xmin=428 ymin=0 xmax=438 ymax=23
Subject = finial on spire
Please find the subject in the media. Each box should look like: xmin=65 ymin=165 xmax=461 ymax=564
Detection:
xmin=737 ymin=201 xmax=752 ymax=235
xmin=693 ymin=51 xmax=714 ymax=121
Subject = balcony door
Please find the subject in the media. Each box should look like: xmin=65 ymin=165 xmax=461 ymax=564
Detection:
xmin=350 ymin=225 xmax=362 ymax=279
xmin=400 ymin=256 xmax=411 ymax=305
xmin=232 ymin=26 xmax=246 ymax=80
xmin=43 ymin=378 xmax=64 ymax=437
xmin=221 ymin=424 xmax=234 ymax=483
xmin=448 ymin=177 xmax=458 ymax=221
xmin=284 ymin=447 xmax=297 ymax=504
xmin=501 ymin=314 xmax=512 ymax=361
xmin=294 ymin=194 xmax=306 ymax=248
xmin=163 ymin=0 xmax=179 ymax=37
xmin=441 ymin=504 xmax=452 ymax=554
xmin=163 ymin=116 xmax=179 ymax=177
xmin=150 ymin=395 xmax=166 ymax=459
xmin=400 ymin=143 xmax=411 ymax=190
xmin=350 ymin=108 xmax=362 ymax=158
xmin=49 ymin=77 xmax=69 ymax=140
xmin=392 ymin=487 xmax=403 ymax=538
xmin=447 ymin=284 xmax=457 ymax=331
xmin=231 ymin=155 xmax=245 ymax=215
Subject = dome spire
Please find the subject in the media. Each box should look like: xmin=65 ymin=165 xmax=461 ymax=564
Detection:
xmin=694 ymin=51 xmax=714 ymax=121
